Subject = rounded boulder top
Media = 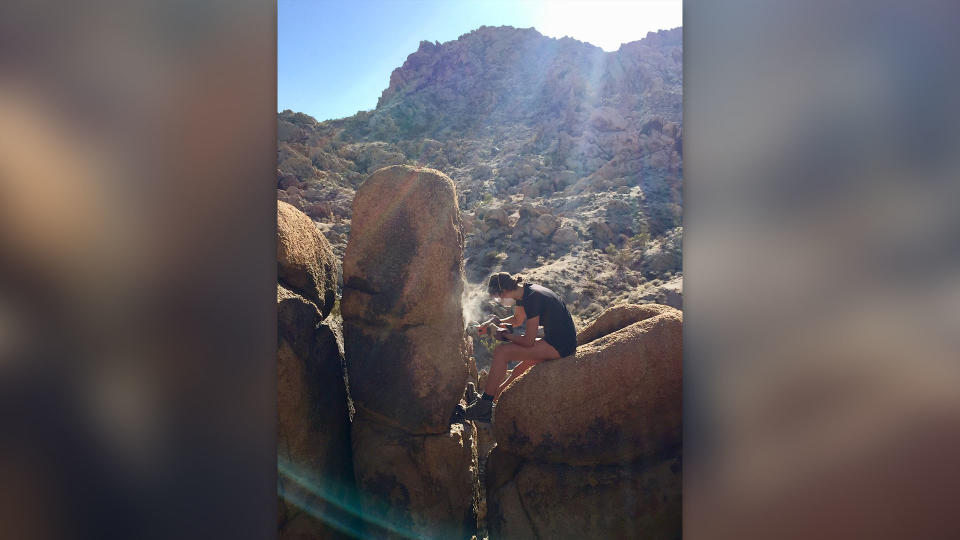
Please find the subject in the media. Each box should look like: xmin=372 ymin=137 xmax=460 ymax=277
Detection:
xmin=342 ymin=165 xmax=464 ymax=328
xmin=277 ymin=200 xmax=339 ymax=318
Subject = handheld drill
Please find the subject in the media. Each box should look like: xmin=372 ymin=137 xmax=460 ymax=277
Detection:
xmin=477 ymin=321 xmax=513 ymax=341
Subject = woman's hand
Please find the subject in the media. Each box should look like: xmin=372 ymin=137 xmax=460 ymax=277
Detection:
xmin=482 ymin=315 xmax=501 ymax=327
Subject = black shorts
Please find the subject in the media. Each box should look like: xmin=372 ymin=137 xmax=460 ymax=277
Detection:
xmin=545 ymin=335 xmax=576 ymax=358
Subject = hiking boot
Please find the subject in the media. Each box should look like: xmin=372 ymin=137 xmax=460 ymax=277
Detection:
xmin=462 ymin=396 xmax=493 ymax=423
xmin=449 ymin=403 xmax=466 ymax=426
xmin=465 ymin=382 xmax=481 ymax=406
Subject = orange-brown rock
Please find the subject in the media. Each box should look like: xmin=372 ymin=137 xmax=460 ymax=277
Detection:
xmin=486 ymin=447 xmax=681 ymax=540
xmin=576 ymin=303 xmax=676 ymax=345
xmin=277 ymin=284 xmax=355 ymax=540
xmin=493 ymin=305 xmax=682 ymax=465
xmin=277 ymin=201 xmax=339 ymax=318
xmin=341 ymin=165 xmax=477 ymax=538
xmin=350 ymin=417 xmax=478 ymax=539
xmin=341 ymin=165 xmax=469 ymax=432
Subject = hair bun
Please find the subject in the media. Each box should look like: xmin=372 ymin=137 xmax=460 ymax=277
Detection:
xmin=514 ymin=274 xmax=524 ymax=284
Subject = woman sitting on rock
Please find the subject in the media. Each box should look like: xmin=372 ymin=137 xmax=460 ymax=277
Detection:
xmin=463 ymin=272 xmax=578 ymax=422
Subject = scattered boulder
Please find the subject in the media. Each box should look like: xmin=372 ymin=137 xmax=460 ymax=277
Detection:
xmin=277 ymin=201 xmax=339 ymax=317
xmin=640 ymin=227 xmax=682 ymax=276
xmin=657 ymin=277 xmax=683 ymax=309
xmin=278 ymin=172 xmax=301 ymax=190
xmin=588 ymin=221 xmax=616 ymax=249
xmin=277 ymin=189 xmax=305 ymax=210
xmin=576 ymin=303 xmax=676 ymax=346
xmin=513 ymin=206 xmax=559 ymax=242
xmin=605 ymin=199 xmax=636 ymax=237
xmin=479 ymin=207 xmax=511 ymax=242
xmin=480 ymin=207 xmax=510 ymax=229
xmin=552 ymin=225 xmax=580 ymax=247
xmin=340 ymin=142 xmax=407 ymax=174
xmin=533 ymin=213 xmax=559 ymax=239
xmin=517 ymin=203 xmax=541 ymax=220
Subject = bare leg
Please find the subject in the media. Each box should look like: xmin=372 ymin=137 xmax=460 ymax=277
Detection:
xmin=493 ymin=339 xmax=561 ymax=399
xmin=485 ymin=343 xmax=517 ymax=396
xmin=496 ymin=359 xmax=538 ymax=398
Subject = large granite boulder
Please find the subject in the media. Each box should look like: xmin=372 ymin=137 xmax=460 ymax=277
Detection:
xmin=351 ymin=420 xmax=478 ymax=539
xmin=341 ymin=165 xmax=470 ymax=432
xmin=277 ymin=284 xmax=355 ymax=540
xmin=638 ymin=227 xmax=682 ymax=277
xmin=486 ymin=303 xmax=683 ymax=539
xmin=486 ymin=447 xmax=681 ymax=540
xmin=277 ymin=201 xmax=339 ymax=318
xmin=588 ymin=221 xmax=616 ymax=249
xmin=552 ymin=225 xmax=580 ymax=247
xmin=342 ymin=165 xmax=476 ymax=538
xmin=576 ymin=303 xmax=676 ymax=346
xmin=493 ymin=305 xmax=682 ymax=465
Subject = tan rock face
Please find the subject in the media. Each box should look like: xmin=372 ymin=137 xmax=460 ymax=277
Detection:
xmin=351 ymin=418 xmax=477 ymax=539
xmin=552 ymin=225 xmax=580 ymax=247
xmin=486 ymin=303 xmax=682 ymax=539
xmin=277 ymin=285 xmax=355 ymax=540
xmin=481 ymin=207 xmax=510 ymax=230
xmin=486 ymin=448 xmax=682 ymax=540
xmin=588 ymin=220 xmax=616 ymax=249
xmin=533 ymin=213 xmax=559 ymax=239
xmin=576 ymin=303 xmax=676 ymax=346
xmin=341 ymin=165 xmax=477 ymax=538
xmin=277 ymin=201 xmax=339 ymax=318
xmin=493 ymin=305 xmax=682 ymax=465
xmin=341 ymin=165 xmax=469 ymax=432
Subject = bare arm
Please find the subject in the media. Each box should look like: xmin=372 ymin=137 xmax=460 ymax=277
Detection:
xmin=497 ymin=305 xmax=526 ymax=327
xmin=501 ymin=316 xmax=539 ymax=348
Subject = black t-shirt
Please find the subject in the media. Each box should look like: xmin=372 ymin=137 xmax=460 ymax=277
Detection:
xmin=517 ymin=283 xmax=578 ymax=357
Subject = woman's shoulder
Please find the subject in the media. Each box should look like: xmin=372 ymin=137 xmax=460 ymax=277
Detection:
xmin=527 ymin=283 xmax=552 ymax=295
xmin=528 ymin=283 xmax=564 ymax=302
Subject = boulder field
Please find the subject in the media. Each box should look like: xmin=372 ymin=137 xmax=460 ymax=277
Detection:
xmin=277 ymin=167 xmax=682 ymax=539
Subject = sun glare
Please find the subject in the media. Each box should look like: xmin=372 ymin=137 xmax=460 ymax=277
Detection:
xmin=532 ymin=0 xmax=681 ymax=51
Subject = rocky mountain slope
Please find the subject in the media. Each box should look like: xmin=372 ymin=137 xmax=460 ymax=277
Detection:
xmin=278 ymin=25 xmax=683 ymax=329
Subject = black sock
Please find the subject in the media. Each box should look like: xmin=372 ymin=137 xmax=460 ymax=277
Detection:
xmin=481 ymin=392 xmax=494 ymax=401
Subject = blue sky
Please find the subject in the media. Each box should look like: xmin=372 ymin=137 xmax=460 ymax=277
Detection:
xmin=279 ymin=0 xmax=682 ymax=121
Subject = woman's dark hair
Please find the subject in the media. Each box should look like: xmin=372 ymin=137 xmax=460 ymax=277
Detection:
xmin=487 ymin=272 xmax=524 ymax=296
